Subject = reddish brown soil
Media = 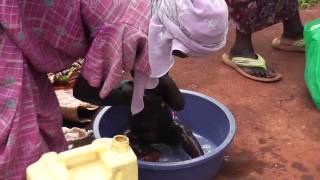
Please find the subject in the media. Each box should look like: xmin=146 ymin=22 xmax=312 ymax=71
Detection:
xmin=168 ymin=5 xmax=320 ymax=180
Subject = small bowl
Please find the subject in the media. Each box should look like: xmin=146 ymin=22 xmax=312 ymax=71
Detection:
xmin=93 ymin=90 xmax=236 ymax=180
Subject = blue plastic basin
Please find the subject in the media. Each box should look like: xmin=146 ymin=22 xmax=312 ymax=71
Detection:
xmin=93 ymin=90 xmax=236 ymax=180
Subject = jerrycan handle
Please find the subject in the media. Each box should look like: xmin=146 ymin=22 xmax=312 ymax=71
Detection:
xmin=59 ymin=143 xmax=105 ymax=169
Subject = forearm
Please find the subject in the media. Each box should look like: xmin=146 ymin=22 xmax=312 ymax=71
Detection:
xmin=73 ymin=73 xmax=185 ymax=110
xmin=73 ymin=75 xmax=131 ymax=106
xmin=152 ymin=73 xmax=185 ymax=111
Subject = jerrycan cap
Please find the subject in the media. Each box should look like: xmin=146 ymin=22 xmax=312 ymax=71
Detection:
xmin=111 ymin=135 xmax=130 ymax=152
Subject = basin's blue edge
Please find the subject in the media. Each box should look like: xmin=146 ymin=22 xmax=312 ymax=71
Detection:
xmin=93 ymin=89 xmax=236 ymax=170
xmin=93 ymin=106 xmax=110 ymax=139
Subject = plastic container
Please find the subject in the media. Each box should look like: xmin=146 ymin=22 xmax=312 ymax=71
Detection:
xmin=304 ymin=18 xmax=320 ymax=110
xmin=26 ymin=135 xmax=138 ymax=180
xmin=93 ymin=90 xmax=236 ymax=180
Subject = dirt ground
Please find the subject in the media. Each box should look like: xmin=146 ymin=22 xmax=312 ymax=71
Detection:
xmin=168 ymin=5 xmax=320 ymax=180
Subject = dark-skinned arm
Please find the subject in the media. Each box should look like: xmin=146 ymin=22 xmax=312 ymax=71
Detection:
xmin=73 ymin=75 xmax=132 ymax=106
xmin=73 ymin=73 xmax=185 ymax=110
xmin=151 ymin=73 xmax=185 ymax=111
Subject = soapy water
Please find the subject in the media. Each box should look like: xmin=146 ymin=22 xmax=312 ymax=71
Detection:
xmin=141 ymin=133 xmax=216 ymax=162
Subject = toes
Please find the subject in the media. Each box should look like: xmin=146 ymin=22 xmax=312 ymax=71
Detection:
xmin=253 ymin=68 xmax=264 ymax=77
xmin=243 ymin=67 xmax=263 ymax=77
xmin=266 ymin=68 xmax=276 ymax=78
xmin=243 ymin=67 xmax=256 ymax=76
xmin=242 ymin=67 xmax=276 ymax=78
xmin=251 ymin=68 xmax=260 ymax=77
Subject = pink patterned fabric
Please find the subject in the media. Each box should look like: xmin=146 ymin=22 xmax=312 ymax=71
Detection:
xmin=0 ymin=0 xmax=151 ymax=179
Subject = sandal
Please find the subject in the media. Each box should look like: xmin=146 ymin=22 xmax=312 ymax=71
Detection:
xmin=272 ymin=37 xmax=305 ymax=52
xmin=222 ymin=53 xmax=282 ymax=82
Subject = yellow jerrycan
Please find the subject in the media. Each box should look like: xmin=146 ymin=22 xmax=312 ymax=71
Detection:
xmin=26 ymin=135 xmax=138 ymax=180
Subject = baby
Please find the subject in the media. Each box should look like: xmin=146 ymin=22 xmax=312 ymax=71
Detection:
xmin=75 ymin=74 xmax=204 ymax=161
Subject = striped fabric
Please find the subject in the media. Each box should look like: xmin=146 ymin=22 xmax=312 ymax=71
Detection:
xmin=0 ymin=0 xmax=151 ymax=179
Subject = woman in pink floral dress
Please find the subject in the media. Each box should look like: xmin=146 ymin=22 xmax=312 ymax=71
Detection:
xmin=0 ymin=0 xmax=229 ymax=179
xmin=0 ymin=0 xmax=156 ymax=179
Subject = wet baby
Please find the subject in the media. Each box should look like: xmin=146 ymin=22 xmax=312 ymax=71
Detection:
xmin=75 ymin=72 xmax=204 ymax=161
xmin=122 ymin=73 xmax=204 ymax=161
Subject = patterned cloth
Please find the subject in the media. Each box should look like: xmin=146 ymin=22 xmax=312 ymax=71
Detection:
xmin=48 ymin=59 xmax=83 ymax=89
xmin=227 ymin=0 xmax=299 ymax=33
xmin=148 ymin=0 xmax=228 ymax=78
xmin=0 ymin=0 xmax=151 ymax=179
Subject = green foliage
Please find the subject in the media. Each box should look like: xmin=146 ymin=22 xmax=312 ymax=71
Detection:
xmin=299 ymin=0 xmax=320 ymax=8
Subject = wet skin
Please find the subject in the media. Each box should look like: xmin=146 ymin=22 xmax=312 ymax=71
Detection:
xmin=74 ymin=70 xmax=204 ymax=161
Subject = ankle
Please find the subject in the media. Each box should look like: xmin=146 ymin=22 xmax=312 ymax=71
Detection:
xmin=282 ymin=30 xmax=303 ymax=40
xmin=282 ymin=14 xmax=304 ymax=39
xmin=230 ymin=48 xmax=257 ymax=59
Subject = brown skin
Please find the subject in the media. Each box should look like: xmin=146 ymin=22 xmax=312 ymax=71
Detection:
xmin=122 ymin=80 xmax=204 ymax=160
xmin=172 ymin=50 xmax=189 ymax=58
xmin=73 ymin=68 xmax=204 ymax=160
xmin=73 ymin=75 xmax=132 ymax=106
xmin=73 ymin=50 xmax=188 ymax=107
xmin=73 ymin=73 xmax=185 ymax=111
xmin=170 ymin=118 xmax=204 ymax=158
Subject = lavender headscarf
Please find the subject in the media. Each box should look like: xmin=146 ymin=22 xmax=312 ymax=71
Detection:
xmin=148 ymin=0 xmax=229 ymax=77
xmin=131 ymin=0 xmax=228 ymax=114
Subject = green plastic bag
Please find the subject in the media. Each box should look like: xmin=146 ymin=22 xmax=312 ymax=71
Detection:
xmin=304 ymin=18 xmax=320 ymax=110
